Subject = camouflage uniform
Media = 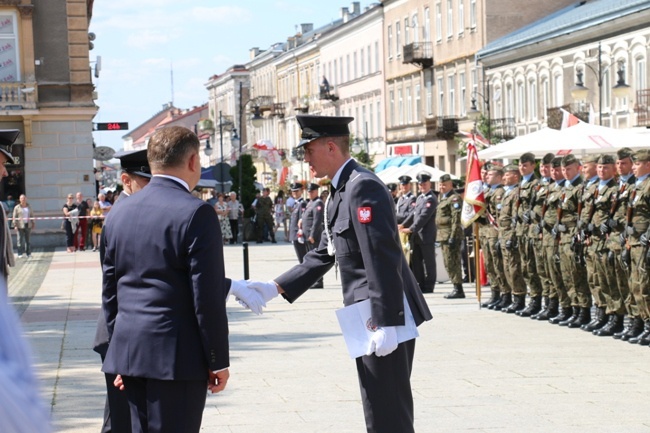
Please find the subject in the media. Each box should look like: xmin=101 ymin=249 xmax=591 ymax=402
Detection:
xmin=516 ymin=175 xmax=543 ymax=301
xmin=498 ymin=183 xmax=526 ymax=311
xmin=578 ymin=176 xmax=601 ymax=311
xmin=483 ymin=184 xmax=508 ymax=308
xmin=436 ymin=190 xmax=464 ymax=285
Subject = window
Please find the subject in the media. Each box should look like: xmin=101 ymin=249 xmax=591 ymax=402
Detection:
xmin=353 ymin=51 xmax=358 ymax=80
xmin=506 ymin=84 xmax=514 ymax=118
xmin=412 ymin=14 xmax=419 ymax=43
xmin=339 ymin=57 xmax=343 ymax=85
xmin=458 ymin=0 xmax=464 ymax=36
xmin=398 ymin=88 xmax=404 ymax=124
xmin=541 ymin=77 xmax=549 ymax=120
xmin=424 ymin=8 xmax=430 ymax=42
xmin=602 ymin=68 xmax=611 ymax=111
xmin=528 ymin=80 xmax=537 ymax=121
xmin=360 ymin=49 xmax=364 ymax=77
xmin=438 ymin=77 xmax=445 ymax=115
xmin=387 ymin=25 xmax=393 ymax=58
xmin=635 ymin=56 xmax=647 ymax=90
xmin=448 ymin=75 xmax=456 ymax=115
xmin=362 ymin=105 xmax=367 ymax=138
xmin=390 ymin=90 xmax=395 ymax=126
xmin=516 ymin=81 xmax=524 ymax=121
xmin=415 ymin=84 xmax=421 ymax=123
xmin=447 ymin=0 xmax=453 ymax=38
xmin=470 ymin=0 xmax=477 ymax=29
xmin=0 ymin=14 xmax=19 ymax=82
xmin=495 ymin=87 xmax=502 ymax=118
xmin=346 ymin=54 xmax=350 ymax=82
xmin=333 ymin=59 xmax=338 ymax=86
xmin=404 ymin=18 xmax=410 ymax=46
xmin=407 ymin=86 xmax=413 ymax=123
xmin=377 ymin=101 xmax=381 ymax=137
xmin=471 ymin=68 xmax=478 ymax=97
xmin=553 ymin=73 xmax=563 ymax=106
xmin=396 ymin=22 xmax=401 ymax=57
xmin=369 ymin=103 xmax=374 ymax=138
xmin=459 ymin=72 xmax=466 ymax=116
xmin=375 ymin=41 xmax=379 ymax=72
xmin=426 ymin=71 xmax=433 ymax=116
xmin=367 ymin=44 xmax=372 ymax=74
xmin=435 ymin=2 xmax=442 ymax=42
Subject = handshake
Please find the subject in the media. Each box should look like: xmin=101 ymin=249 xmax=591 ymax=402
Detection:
xmin=229 ymin=280 xmax=279 ymax=315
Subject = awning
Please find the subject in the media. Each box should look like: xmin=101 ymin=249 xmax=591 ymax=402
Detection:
xmin=374 ymin=155 xmax=422 ymax=172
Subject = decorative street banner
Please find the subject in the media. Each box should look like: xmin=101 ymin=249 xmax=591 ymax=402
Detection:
xmin=0 ymin=15 xmax=18 ymax=83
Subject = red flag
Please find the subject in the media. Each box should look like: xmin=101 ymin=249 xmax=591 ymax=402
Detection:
xmin=560 ymin=108 xmax=581 ymax=129
xmin=461 ymin=140 xmax=486 ymax=228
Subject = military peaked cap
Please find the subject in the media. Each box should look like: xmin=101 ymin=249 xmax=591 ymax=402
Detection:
xmin=115 ymin=149 xmax=151 ymax=178
xmin=398 ymin=175 xmax=412 ymax=185
xmin=0 ymin=129 xmax=20 ymax=164
xmin=307 ymin=183 xmax=320 ymax=192
xmin=296 ymin=115 xmax=354 ymax=148
xmin=633 ymin=149 xmax=650 ymax=163
xmin=386 ymin=183 xmax=397 ymax=192
xmin=290 ymin=182 xmax=303 ymax=191
xmin=416 ymin=172 xmax=432 ymax=183
xmin=439 ymin=174 xmax=452 ymax=183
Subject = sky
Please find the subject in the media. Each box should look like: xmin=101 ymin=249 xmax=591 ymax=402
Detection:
xmin=89 ymin=1 xmax=374 ymax=151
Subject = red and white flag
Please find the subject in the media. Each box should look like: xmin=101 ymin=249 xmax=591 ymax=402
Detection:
xmin=461 ymin=140 xmax=486 ymax=228
xmin=560 ymin=108 xmax=581 ymax=129
xmin=458 ymin=129 xmax=490 ymax=147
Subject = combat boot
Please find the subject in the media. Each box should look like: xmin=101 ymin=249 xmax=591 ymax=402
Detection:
xmin=537 ymin=298 xmax=558 ymax=321
xmin=568 ymin=307 xmax=591 ymax=328
xmin=518 ymin=295 xmax=541 ymax=317
xmin=615 ymin=317 xmax=643 ymax=341
xmin=445 ymin=284 xmax=466 ymax=299
xmin=531 ymin=296 xmax=549 ymax=320
xmin=629 ymin=321 xmax=650 ymax=345
xmin=582 ymin=306 xmax=606 ymax=332
xmin=482 ymin=289 xmax=499 ymax=308
xmin=559 ymin=307 xmax=580 ymax=326
xmin=494 ymin=293 xmax=511 ymax=311
xmin=595 ymin=314 xmax=624 ymax=337
xmin=503 ymin=294 xmax=525 ymax=314
xmin=549 ymin=304 xmax=572 ymax=324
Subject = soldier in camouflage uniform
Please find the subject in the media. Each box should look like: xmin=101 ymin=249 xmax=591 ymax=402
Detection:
xmin=255 ymin=187 xmax=277 ymax=244
xmin=437 ymin=174 xmax=465 ymax=299
xmin=533 ymin=157 xmax=566 ymax=321
xmin=587 ymin=154 xmax=624 ymax=336
xmin=609 ymin=148 xmax=642 ymax=340
xmin=624 ymin=149 xmax=650 ymax=345
xmin=478 ymin=163 xmax=494 ymax=307
xmin=498 ymin=165 xmax=526 ymax=313
xmin=519 ymin=153 xmax=554 ymax=317
xmin=552 ymin=155 xmax=590 ymax=326
xmin=484 ymin=166 xmax=510 ymax=310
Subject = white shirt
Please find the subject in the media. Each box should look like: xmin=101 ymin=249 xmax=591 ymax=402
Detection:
xmin=153 ymin=174 xmax=190 ymax=192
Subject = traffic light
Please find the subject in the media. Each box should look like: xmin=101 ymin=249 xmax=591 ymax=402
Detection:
xmin=94 ymin=122 xmax=129 ymax=131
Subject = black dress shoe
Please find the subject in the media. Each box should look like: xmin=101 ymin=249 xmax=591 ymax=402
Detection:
xmin=445 ymin=284 xmax=466 ymax=299
xmin=518 ymin=296 xmax=541 ymax=317
xmin=310 ymin=281 xmax=324 ymax=289
xmin=629 ymin=321 xmax=650 ymax=344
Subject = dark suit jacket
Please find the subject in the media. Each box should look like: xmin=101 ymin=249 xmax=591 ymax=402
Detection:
xmin=396 ymin=191 xmax=416 ymax=225
xmin=102 ymin=176 xmax=229 ymax=380
xmin=275 ymin=160 xmax=432 ymax=328
xmin=402 ymin=191 xmax=438 ymax=244
xmin=302 ymin=197 xmax=324 ymax=243
xmin=289 ymin=198 xmax=306 ymax=242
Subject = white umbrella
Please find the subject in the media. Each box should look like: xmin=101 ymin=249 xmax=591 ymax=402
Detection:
xmin=478 ymin=128 xmax=562 ymax=160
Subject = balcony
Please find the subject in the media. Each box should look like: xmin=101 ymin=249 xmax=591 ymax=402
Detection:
xmin=402 ymin=42 xmax=433 ymax=68
xmin=436 ymin=116 xmax=458 ymax=139
xmin=634 ymin=89 xmax=650 ymax=127
xmin=490 ymin=118 xmax=516 ymax=141
xmin=270 ymin=103 xmax=285 ymax=118
xmin=0 ymin=82 xmax=37 ymax=110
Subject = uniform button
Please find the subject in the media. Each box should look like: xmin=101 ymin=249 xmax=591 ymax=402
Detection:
xmin=398 ymin=311 xmax=404 ymax=316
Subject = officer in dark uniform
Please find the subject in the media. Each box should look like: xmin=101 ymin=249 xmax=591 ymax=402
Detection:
xmin=436 ymin=174 xmax=464 ymax=298
xmin=396 ymin=175 xmax=416 ymax=262
xmin=301 ymin=183 xmax=324 ymax=288
xmin=387 ymin=183 xmax=399 ymax=204
xmin=288 ymin=182 xmax=307 ymax=263
xmin=246 ymin=114 xmax=432 ymax=433
xmin=399 ymin=172 xmax=438 ymax=293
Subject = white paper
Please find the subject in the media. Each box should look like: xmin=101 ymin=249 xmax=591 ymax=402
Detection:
xmin=335 ymin=294 xmax=419 ymax=359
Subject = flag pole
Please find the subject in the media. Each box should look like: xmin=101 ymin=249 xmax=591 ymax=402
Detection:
xmin=474 ymin=222 xmax=481 ymax=307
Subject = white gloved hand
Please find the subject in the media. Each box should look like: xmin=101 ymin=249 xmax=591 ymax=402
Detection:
xmin=247 ymin=280 xmax=280 ymax=304
xmin=229 ymin=279 xmax=264 ymax=315
xmin=366 ymin=326 xmax=398 ymax=357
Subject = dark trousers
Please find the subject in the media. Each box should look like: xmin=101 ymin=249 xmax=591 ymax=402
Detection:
xmin=293 ymin=240 xmax=307 ymax=263
xmin=256 ymin=213 xmax=275 ymax=242
xmin=122 ymin=376 xmax=207 ymax=433
xmin=356 ymin=338 xmax=416 ymax=433
xmin=411 ymin=241 xmax=436 ymax=292
xmin=64 ymin=220 xmax=74 ymax=247
xmin=74 ymin=219 xmax=88 ymax=250
xmin=101 ymin=371 xmax=132 ymax=433
xmin=229 ymin=219 xmax=239 ymax=244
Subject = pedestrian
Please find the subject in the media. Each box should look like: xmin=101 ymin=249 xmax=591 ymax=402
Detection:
xmin=74 ymin=192 xmax=89 ymax=251
xmin=288 ymin=182 xmax=307 ymax=262
xmin=62 ymin=193 xmax=77 ymax=253
xmin=227 ymin=191 xmax=243 ymax=244
xmin=215 ymin=193 xmax=232 ymax=243
xmin=436 ymin=174 xmax=465 ymax=299
xmin=12 ymin=194 xmax=34 ymax=258
xmin=274 ymin=190 xmax=288 ymax=241
xmin=98 ymin=193 xmax=112 ymax=214
xmin=255 ymin=187 xmax=276 ymax=243
xmin=89 ymin=201 xmax=103 ymax=252
xmin=246 ymin=115 xmax=432 ymax=433
xmin=101 ymin=127 xmax=261 ymax=433
xmin=399 ymin=171 xmax=438 ymax=293
xmin=301 ymin=183 xmax=324 ymax=288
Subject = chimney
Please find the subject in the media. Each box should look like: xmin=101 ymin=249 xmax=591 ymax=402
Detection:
xmin=341 ymin=7 xmax=350 ymax=23
xmin=351 ymin=2 xmax=361 ymax=15
xmin=249 ymin=47 xmax=260 ymax=60
xmin=300 ymin=23 xmax=313 ymax=34
xmin=287 ymin=36 xmax=296 ymax=50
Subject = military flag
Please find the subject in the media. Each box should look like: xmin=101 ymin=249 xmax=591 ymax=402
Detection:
xmin=461 ymin=140 xmax=486 ymax=228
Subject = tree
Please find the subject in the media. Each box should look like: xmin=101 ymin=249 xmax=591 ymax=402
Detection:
xmin=349 ymin=134 xmax=375 ymax=170
xmin=229 ymin=154 xmax=257 ymax=218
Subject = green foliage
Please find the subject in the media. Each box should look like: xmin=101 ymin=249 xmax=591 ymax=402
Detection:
xmin=349 ymin=135 xmax=375 ymax=170
xmin=229 ymin=154 xmax=257 ymax=218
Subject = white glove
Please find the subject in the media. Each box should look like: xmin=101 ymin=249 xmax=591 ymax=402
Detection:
xmin=229 ymin=279 xmax=264 ymax=315
xmin=247 ymin=280 xmax=280 ymax=304
xmin=366 ymin=326 xmax=398 ymax=357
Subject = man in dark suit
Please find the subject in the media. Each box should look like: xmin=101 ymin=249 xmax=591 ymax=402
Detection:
xmin=399 ymin=172 xmax=438 ymax=293
xmin=246 ymin=115 xmax=432 ymax=433
xmin=101 ymin=127 xmax=260 ymax=433
xmin=301 ymin=183 xmax=324 ymax=288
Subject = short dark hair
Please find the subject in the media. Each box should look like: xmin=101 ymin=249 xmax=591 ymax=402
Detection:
xmin=147 ymin=126 xmax=199 ymax=170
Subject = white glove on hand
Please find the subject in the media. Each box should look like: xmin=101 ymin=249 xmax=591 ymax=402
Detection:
xmin=247 ymin=280 xmax=280 ymax=304
xmin=229 ymin=279 xmax=264 ymax=315
xmin=366 ymin=326 xmax=398 ymax=357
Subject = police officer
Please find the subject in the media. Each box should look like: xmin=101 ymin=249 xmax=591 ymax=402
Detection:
xmin=396 ymin=175 xmax=416 ymax=262
xmin=301 ymin=183 xmax=325 ymax=288
xmin=498 ymin=165 xmax=526 ymax=313
xmin=399 ymin=172 xmax=438 ymax=293
xmin=387 ymin=183 xmax=399 ymax=204
xmin=436 ymin=174 xmax=465 ymax=299
xmin=288 ymin=183 xmax=307 ymax=263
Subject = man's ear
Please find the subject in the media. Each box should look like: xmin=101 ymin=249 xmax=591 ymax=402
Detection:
xmin=188 ymin=151 xmax=200 ymax=172
xmin=121 ymin=172 xmax=131 ymax=189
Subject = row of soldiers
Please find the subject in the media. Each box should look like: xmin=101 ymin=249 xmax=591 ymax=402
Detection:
xmin=478 ymin=148 xmax=650 ymax=345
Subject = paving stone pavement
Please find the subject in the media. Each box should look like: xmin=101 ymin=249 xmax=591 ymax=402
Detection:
xmin=11 ymin=242 xmax=650 ymax=432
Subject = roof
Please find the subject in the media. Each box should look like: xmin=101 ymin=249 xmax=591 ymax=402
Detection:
xmin=478 ymin=0 xmax=650 ymax=60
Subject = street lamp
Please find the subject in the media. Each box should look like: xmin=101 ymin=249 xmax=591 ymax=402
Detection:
xmin=467 ymin=89 xmax=491 ymax=144
xmin=570 ymin=41 xmax=633 ymax=125
xmin=204 ymin=137 xmax=213 ymax=157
